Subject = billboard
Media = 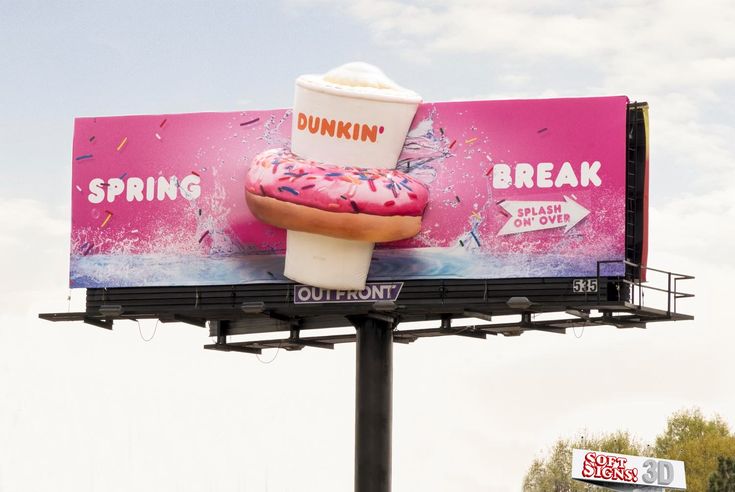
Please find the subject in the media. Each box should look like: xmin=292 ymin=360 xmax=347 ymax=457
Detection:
xmin=70 ymin=96 xmax=631 ymax=288
xmin=572 ymin=449 xmax=686 ymax=490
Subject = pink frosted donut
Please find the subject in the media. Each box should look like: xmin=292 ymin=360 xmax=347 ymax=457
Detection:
xmin=245 ymin=148 xmax=429 ymax=242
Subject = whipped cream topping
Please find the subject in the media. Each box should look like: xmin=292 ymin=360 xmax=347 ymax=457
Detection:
xmin=297 ymin=62 xmax=421 ymax=103
xmin=323 ymin=62 xmax=401 ymax=90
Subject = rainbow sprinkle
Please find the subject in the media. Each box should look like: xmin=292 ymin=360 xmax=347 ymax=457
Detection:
xmin=75 ymin=154 xmax=93 ymax=161
xmin=465 ymin=137 xmax=478 ymax=145
xmin=155 ymin=132 xmax=162 ymax=140
xmin=75 ymin=185 xmax=83 ymax=192
xmin=537 ymin=127 xmax=548 ymax=133
xmin=100 ymin=211 xmax=113 ymax=228
xmin=160 ymin=118 xmax=168 ymax=128
xmin=89 ymin=136 xmax=96 ymax=142
xmin=278 ymin=186 xmax=299 ymax=195
xmin=240 ymin=117 xmax=260 ymax=127
xmin=116 ymin=137 xmax=128 ymax=151
xmin=449 ymin=140 xmax=457 ymax=149
xmin=198 ymin=230 xmax=210 ymax=243
xmin=80 ymin=242 xmax=94 ymax=256
xmin=470 ymin=230 xmax=481 ymax=246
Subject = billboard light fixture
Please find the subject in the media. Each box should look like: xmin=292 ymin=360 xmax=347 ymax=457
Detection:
xmin=506 ymin=296 xmax=533 ymax=310
xmin=99 ymin=304 xmax=123 ymax=317
xmin=241 ymin=301 xmax=265 ymax=314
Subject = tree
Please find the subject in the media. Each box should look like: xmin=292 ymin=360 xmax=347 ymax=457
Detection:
xmin=523 ymin=431 xmax=643 ymax=491
xmin=655 ymin=409 xmax=735 ymax=492
xmin=709 ymin=456 xmax=735 ymax=492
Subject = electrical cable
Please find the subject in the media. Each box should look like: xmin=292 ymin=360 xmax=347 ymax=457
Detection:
xmin=256 ymin=341 xmax=282 ymax=364
xmin=137 ymin=319 xmax=159 ymax=342
xmin=572 ymin=322 xmax=585 ymax=339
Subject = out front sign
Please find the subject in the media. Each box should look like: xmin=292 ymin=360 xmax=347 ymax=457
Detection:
xmin=572 ymin=449 xmax=686 ymax=491
xmin=70 ymin=96 xmax=631 ymax=288
xmin=294 ymin=282 xmax=403 ymax=304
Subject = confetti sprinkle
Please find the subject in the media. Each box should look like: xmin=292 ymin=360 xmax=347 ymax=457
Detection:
xmin=89 ymin=136 xmax=96 ymax=142
xmin=465 ymin=137 xmax=478 ymax=144
xmin=75 ymin=185 xmax=83 ymax=192
xmin=198 ymin=209 xmax=202 ymax=215
xmin=485 ymin=166 xmax=493 ymax=176
xmin=191 ymin=171 xmax=200 ymax=177
xmin=155 ymin=133 xmax=162 ymax=140
xmin=455 ymin=195 xmax=461 ymax=203
xmin=470 ymin=230 xmax=481 ymax=246
xmin=537 ymin=127 xmax=548 ymax=133
xmin=240 ymin=117 xmax=260 ymax=127
xmin=301 ymin=184 xmax=315 ymax=190
xmin=368 ymin=179 xmax=377 ymax=192
xmin=80 ymin=242 xmax=94 ymax=256
xmin=160 ymin=118 xmax=168 ymax=128
xmin=100 ymin=211 xmax=113 ymax=228
xmin=198 ymin=230 xmax=210 ymax=243
xmin=439 ymin=127 xmax=445 ymax=135
xmin=278 ymin=186 xmax=299 ymax=195
xmin=350 ymin=200 xmax=360 ymax=213
xmin=449 ymin=140 xmax=457 ymax=149
xmin=459 ymin=239 xmax=465 ymax=247
xmin=75 ymin=154 xmax=93 ymax=161
xmin=119 ymin=172 xmax=127 ymax=180
xmin=116 ymin=137 xmax=128 ymax=152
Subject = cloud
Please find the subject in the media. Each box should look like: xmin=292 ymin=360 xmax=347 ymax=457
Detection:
xmin=0 ymin=198 xmax=71 ymax=314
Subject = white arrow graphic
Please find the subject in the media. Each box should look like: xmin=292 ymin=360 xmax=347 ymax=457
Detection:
xmin=497 ymin=196 xmax=590 ymax=236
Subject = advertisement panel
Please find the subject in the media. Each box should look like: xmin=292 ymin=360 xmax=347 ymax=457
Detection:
xmin=70 ymin=96 xmax=629 ymax=288
xmin=572 ymin=448 xmax=686 ymax=490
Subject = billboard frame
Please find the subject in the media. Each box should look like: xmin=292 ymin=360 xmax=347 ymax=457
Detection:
xmin=40 ymin=102 xmax=694 ymax=492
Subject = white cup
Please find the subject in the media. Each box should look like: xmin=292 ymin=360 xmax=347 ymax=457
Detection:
xmin=284 ymin=71 xmax=421 ymax=290
xmin=292 ymin=74 xmax=421 ymax=169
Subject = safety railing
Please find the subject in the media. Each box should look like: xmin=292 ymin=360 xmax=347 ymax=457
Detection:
xmin=596 ymin=260 xmax=694 ymax=317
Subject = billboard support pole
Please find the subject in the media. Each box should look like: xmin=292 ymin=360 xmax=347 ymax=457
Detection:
xmin=353 ymin=315 xmax=394 ymax=492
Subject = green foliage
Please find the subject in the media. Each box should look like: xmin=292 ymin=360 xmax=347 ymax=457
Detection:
xmin=655 ymin=409 xmax=735 ymax=492
xmin=522 ymin=431 xmax=643 ymax=492
xmin=709 ymin=456 xmax=735 ymax=492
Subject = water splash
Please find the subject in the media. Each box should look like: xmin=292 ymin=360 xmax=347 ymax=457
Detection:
xmin=258 ymin=110 xmax=292 ymax=148
xmin=397 ymin=106 xmax=453 ymax=184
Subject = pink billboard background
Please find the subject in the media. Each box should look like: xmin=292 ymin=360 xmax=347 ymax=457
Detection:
xmin=70 ymin=96 xmax=628 ymax=288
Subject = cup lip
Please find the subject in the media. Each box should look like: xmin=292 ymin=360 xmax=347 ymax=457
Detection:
xmin=296 ymin=74 xmax=422 ymax=105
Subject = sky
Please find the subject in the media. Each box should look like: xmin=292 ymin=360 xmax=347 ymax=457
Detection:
xmin=1 ymin=0 xmax=734 ymax=490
